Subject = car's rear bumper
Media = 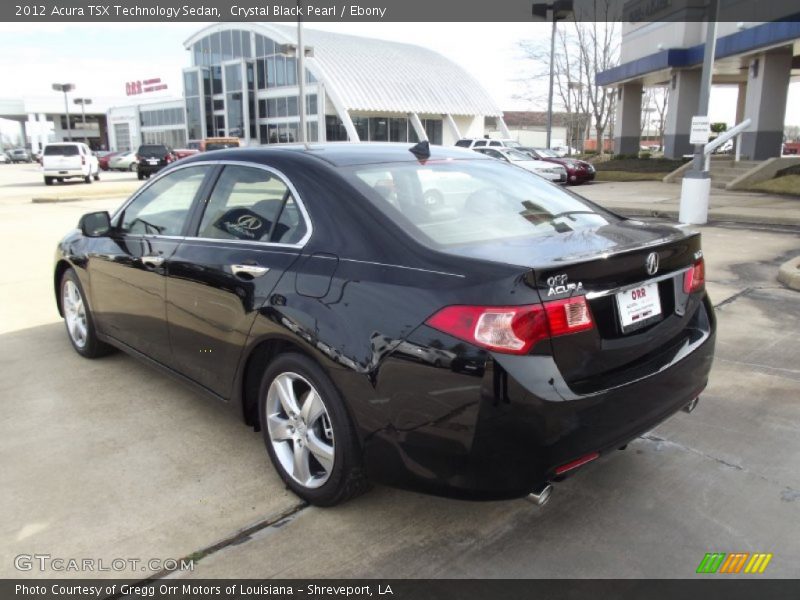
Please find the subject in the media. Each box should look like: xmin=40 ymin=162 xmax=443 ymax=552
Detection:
xmin=43 ymin=168 xmax=85 ymax=178
xmin=138 ymin=161 xmax=167 ymax=174
xmin=362 ymin=295 xmax=715 ymax=500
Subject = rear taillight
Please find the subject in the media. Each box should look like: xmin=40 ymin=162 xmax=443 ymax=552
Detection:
xmin=683 ymin=258 xmax=705 ymax=294
xmin=425 ymin=296 xmax=595 ymax=355
xmin=543 ymin=296 xmax=594 ymax=336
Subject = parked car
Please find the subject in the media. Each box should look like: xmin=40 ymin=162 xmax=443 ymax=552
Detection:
xmin=519 ymin=147 xmax=596 ymax=185
xmin=455 ymin=138 xmax=522 ymax=149
xmin=54 ymin=143 xmax=715 ymax=507
xmin=9 ymin=148 xmax=32 ymax=163
xmin=0 ymin=152 xmax=9 ymax=164
xmin=136 ymin=144 xmax=176 ymax=180
xmin=98 ymin=151 xmax=122 ymax=171
xmin=551 ymin=145 xmax=579 ymax=157
xmin=108 ymin=151 xmax=138 ymax=172
xmin=473 ymin=146 xmax=567 ymax=183
xmin=42 ymin=142 xmax=99 ymax=185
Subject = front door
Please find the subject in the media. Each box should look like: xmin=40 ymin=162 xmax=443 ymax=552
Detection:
xmin=88 ymin=165 xmax=213 ymax=363
xmin=167 ymin=164 xmax=310 ymax=397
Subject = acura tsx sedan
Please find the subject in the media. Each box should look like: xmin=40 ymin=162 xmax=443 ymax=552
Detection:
xmin=54 ymin=143 xmax=715 ymax=506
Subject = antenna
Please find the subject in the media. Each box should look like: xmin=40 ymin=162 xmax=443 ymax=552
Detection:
xmin=409 ymin=140 xmax=430 ymax=160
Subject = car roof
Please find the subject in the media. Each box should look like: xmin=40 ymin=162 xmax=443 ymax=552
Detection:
xmin=179 ymin=143 xmax=491 ymax=168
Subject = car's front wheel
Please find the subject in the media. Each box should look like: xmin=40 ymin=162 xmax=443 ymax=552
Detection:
xmin=259 ymin=353 xmax=369 ymax=506
xmin=60 ymin=269 xmax=113 ymax=358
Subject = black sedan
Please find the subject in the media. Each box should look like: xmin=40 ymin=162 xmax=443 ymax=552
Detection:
xmin=54 ymin=143 xmax=715 ymax=506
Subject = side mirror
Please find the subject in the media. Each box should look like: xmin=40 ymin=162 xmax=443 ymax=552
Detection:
xmin=79 ymin=211 xmax=112 ymax=237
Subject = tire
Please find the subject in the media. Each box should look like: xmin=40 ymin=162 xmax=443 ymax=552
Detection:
xmin=84 ymin=173 xmax=92 ymax=184
xmin=258 ymin=353 xmax=369 ymax=506
xmin=57 ymin=178 xmax=64 ymax=183
xmin=60 ymin=269 xmax=113 ymax=358
xmin=137 ymin=172 xmax=144 ymax=180
xmin=129 ymin=163 xmax=137 ymax=172
xmin=93 ymin=170 xmax=100 ymax=181
xmin=44 ymin=177 xmax=53 ymax=185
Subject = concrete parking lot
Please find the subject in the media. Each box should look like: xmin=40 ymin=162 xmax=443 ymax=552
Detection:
xmin=1 ymin=162 xmax=798 ymax=579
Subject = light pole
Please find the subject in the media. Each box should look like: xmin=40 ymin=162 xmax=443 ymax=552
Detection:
xmin=679 ymin=0 xmax=720 ymax=225
xmin=533 ymin=0 xmax=574 ymax=149
xmin=52 ymin=83 xmax=75 ymax=141
xmin=297 ymin=0 xmax=306 ymax=144
xmin=73 ymin=98 xmax=92 ymax=126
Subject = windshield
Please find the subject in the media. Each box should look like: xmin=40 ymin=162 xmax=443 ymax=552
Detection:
xmin=345 ymin=159 xmax=614 ymax=248
xmin=504 ymin=141 xmax=522 ymax=148
xmin=535 ymin=148 xmax=559 ymax=158
xmin=138 ymin=145 xmax=168 ymax=157
xmin=504 ymin=149 xmax=535 ymax=161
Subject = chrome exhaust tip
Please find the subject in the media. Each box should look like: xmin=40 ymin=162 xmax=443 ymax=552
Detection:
xmin=526 ymin=484 xmax=553 ymax=507
xmin=683 ymin=397 xmax=700 ymax=414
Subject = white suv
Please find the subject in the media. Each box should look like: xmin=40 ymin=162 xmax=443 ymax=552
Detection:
xmin=42 ymin=143 xmax=99 ymax=185
xmin=455 ymin=138 xmax=523 ymax=149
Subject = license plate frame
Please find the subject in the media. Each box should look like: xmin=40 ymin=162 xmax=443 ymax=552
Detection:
xmin=615 ymin=281 xmax=663 ymax=333
xmin=147 ymin=159 xmax=159 ymax=165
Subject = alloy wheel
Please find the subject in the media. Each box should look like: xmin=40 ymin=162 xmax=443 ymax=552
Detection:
xmin=265 ymin=372 xmax=335 ymax=488
xmin=63 ymin=280 xmax=88 ymax=348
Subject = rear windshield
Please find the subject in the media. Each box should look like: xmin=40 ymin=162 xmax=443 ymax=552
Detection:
xmin=44 ymin=145 xmax=79 ymax=156
xmin=345 ymin=159 xmax=614 ymax=248
xmin=138 ymin=145 xmax=168 ymax=157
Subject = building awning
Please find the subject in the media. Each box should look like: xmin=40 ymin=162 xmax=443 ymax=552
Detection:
xmin=597 ymin=20 xmax=800 ymax=87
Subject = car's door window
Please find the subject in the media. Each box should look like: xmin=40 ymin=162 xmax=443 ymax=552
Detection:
xmin=473 ymin=140 xmax=486 ymax=147
xmin=119 ymin=166 xmax=210 ymax=236
xmin=196 ymin=165 xmax=307 ymax=244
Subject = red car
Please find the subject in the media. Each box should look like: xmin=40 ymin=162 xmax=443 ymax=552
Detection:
xmin=519 ymin=147 xmax=596 ymax=185
xmin=97 ymin=151 xmax=122 ymax=171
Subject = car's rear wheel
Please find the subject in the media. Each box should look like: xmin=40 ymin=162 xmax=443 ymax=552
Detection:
xmin=129 ymin=163 xmax=137 ymax=172
xmin=259 ymin=353 xmax=369 ymax=506
xmin=44 ymin=177 xmax=53 ymax=185
xmin=137 ymin=171 xmax=144 ymax=180
xmin=84 ymin=173 xmax=92 ymax=184
xmin=60 ymin=269 xmax=113 ymax=358
xmin=93 ymin=170 xmax=100 ymax=181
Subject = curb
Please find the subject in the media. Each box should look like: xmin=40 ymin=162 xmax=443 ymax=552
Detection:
xmin=778 ymin=256 xmax=800 ymax=291
xmin=32 ymin=197 xmax=87 ymax=203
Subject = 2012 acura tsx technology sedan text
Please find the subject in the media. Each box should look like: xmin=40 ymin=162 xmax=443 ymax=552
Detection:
xmin=54 ymin=143 xmax=715 ymax=506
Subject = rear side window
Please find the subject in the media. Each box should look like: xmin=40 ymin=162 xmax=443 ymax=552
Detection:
xmin=346 ymin=160 xmax=614 ymax=248
xmin=197 ymin=165 xmax=307 ymax=244
xmin=473 ymin=140 xmax=486 ymax=147
xmin=454 ymin=140 xmax=471 ymax=148
xmin=44 ymin=145 xmax=79 ymax=156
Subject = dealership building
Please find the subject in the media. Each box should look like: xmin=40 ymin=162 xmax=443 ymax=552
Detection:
xmin=107 ymin=23 xmax=506 ymax=151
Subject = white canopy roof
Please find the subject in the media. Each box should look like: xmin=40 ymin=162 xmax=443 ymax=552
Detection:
xmin=184 ymin=23 xmax=502 ymax=117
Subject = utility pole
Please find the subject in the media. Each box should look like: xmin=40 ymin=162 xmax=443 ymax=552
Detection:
xmin=52 ymin=83 xmax=75 ymax=141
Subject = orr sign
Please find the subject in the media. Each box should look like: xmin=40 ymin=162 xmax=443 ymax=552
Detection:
xmin=126 ymin=78 xmax=168 ymax=96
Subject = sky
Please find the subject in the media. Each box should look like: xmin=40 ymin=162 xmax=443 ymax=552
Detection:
xmin=0 ymin=21 xmax=798 ymax=139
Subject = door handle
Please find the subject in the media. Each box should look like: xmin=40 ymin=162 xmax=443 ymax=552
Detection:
xmin=231 ymin=264 xmax=269 ymax=278
xmin=141 ymin=255 xmax=165 ymax=268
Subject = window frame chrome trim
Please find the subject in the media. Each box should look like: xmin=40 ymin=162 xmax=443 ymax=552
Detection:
xmin=110 ymin=159 xmax=314 ymax=249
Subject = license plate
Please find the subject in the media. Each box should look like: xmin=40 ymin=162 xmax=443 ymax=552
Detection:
xmin=148 ymin=159 xmax=158 ymax=165
xmin=616 ymin=282 xmax=662 ymax=332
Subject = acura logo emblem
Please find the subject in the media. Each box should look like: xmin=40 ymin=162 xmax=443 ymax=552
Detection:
xmin=645 ymin=252 xmax=659 ymax=276
xmin=236 ymin=215 xmax=262 ymax=230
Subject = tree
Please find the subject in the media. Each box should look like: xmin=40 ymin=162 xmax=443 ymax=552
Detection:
xmin=516 ymin=2 xmax=620 ymax=152
xmin=641 ymin=87 xmax=668 ymax=150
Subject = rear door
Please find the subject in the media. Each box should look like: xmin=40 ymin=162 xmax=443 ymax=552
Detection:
xmin=166 ymin=163 xmax=309 ymax=397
